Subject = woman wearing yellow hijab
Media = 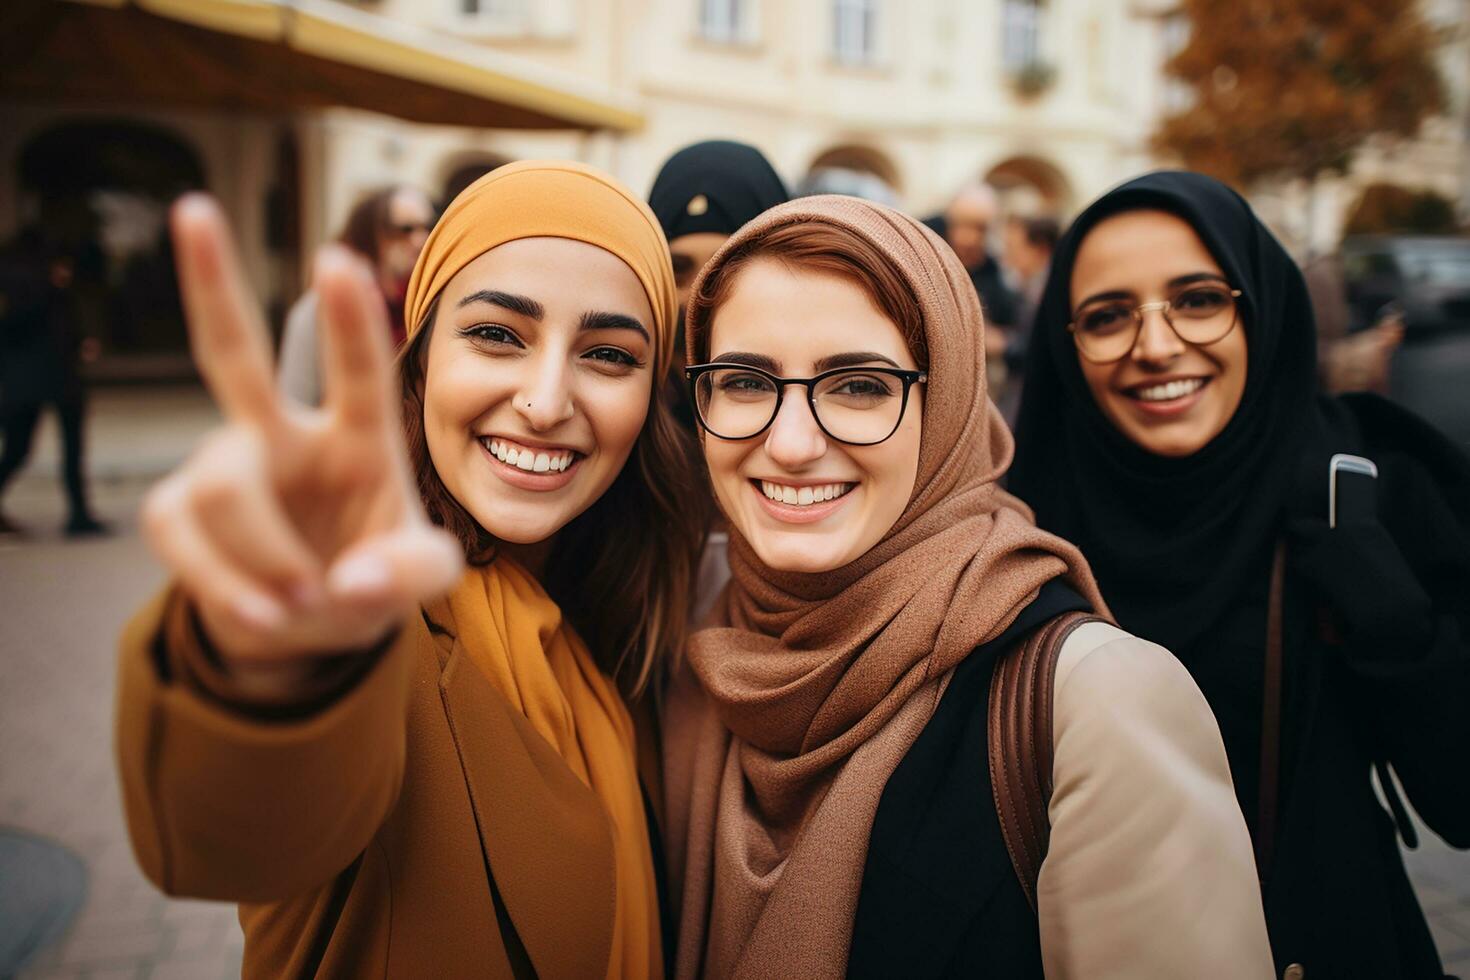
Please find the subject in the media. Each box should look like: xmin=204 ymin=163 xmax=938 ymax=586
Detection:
xmin=114 ymin=162 xmax=707 ymax=978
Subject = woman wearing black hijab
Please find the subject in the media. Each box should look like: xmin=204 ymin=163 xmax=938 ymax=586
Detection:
xmin=1009 ymin=170 xmax=1470 ymax=978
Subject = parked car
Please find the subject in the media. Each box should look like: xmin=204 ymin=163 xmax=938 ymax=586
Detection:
xmin=1340 ymin=235 xmax=1470 ymax=452
xmin=1341 ymin=235 xmax=1470 ymax=335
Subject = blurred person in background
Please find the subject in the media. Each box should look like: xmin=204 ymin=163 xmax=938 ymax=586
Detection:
xmin=277 ymin=184 xmax=434 ymax=405
xmin=1011 ymin=171 xmax=1470 ymax=979
xmin=925 ymin=182 xmax=1020 ymax=339
xmin=0 ymin=216 xmax=107 ymax=537
xmin=998 ymin=214 xmax=1061 ymax=422
xmin=648 ymin=140 xmax=789 ymax=332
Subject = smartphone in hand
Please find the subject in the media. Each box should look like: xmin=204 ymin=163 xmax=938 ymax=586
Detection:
xmin=1329 ymin=453 xmax=1378 ymax=529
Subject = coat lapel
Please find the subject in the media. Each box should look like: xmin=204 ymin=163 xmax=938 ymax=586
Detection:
xmin=438 ymin=639 xmax=617 ymax=980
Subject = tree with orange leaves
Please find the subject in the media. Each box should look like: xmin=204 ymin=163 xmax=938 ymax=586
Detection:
xmin=1153 ymin=0 xmax=1447 ymax=186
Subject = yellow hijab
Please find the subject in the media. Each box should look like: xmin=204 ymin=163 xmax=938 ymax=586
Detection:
xmin=407 ymin=160 xmax=676 ymax=980
xmin=406 ymin=159 xmax=678 ymax=378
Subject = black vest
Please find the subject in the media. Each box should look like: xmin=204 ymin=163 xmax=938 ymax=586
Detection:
xmin=848 ymin=581 xmax=1089 ymax=979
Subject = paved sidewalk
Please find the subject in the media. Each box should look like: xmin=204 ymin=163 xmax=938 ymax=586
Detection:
xmin=2 ymin=483 xmax=244 ymax=979
xmin=1 ymin=386 xmax=1468 ymax=977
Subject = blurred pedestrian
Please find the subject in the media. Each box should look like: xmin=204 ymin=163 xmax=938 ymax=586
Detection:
xmin=1010 ymin=171 xmax=1470 ymax=979
xmin=277 ymin=184 xmax=434 ymax=405
xmin=666 ymin=197 xmax=1272 ymax=978
xmin=0 ymin=223 xmax=107 ymax=536
xmin=998 ymin=214 xmax=1061 ymax=421
xmin=115 ymin=164 xmax=708 ymax=977
xmin=925 ymin=182 xmax=1020 ymax=334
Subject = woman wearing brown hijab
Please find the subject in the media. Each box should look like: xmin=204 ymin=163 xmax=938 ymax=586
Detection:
xmin=115 ymin=162 xmax=707 ymax=978
xmin=664 ymin=196 xmax=1273 ymax=978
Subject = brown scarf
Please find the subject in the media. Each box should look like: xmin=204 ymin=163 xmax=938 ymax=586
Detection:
xmin=663 ymin=196 xmax=1108 ymax=979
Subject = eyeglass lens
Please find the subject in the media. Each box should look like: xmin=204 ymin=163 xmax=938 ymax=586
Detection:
xmin=693 ymin=368 xmax=909 ymax=444
xmin=1074 ymin=285 xmax=1238 ymax=362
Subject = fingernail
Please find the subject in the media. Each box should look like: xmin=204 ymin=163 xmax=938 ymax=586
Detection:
xmin=330 ymin=555 xmax=391 ymax=598
xmin=173 ymin=193 xmax=217 ymax=222
xmin=233 ymin=593 xmax=285 ymax=631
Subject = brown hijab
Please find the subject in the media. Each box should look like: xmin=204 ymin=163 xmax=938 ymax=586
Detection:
xmin=663 ymin=195 xmax=1108 ymax=979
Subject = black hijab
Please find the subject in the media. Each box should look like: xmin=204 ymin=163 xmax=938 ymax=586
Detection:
xmin=648 ymin=140 xmax=789 ymax=241
xmin=1009 ymin=171 xmax=1323 ymax=653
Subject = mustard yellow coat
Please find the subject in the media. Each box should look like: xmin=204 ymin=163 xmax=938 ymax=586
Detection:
xmin=115 ymin=590 xmax=662 ymax=979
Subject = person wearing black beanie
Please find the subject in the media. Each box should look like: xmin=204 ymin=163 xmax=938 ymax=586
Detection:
xmin=649 ymin=140 xmax=789 ymax=323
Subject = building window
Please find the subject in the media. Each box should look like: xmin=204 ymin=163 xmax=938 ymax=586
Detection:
xmin=833 ymin=0 xmax=879 ymax=66
xmin=1002 ymin=0 xmax=1042 ymax=74
xmin=700 ymin=0 xmax=758 ymax=45
xmin=459 ymin=0 xmax=528 ymax=30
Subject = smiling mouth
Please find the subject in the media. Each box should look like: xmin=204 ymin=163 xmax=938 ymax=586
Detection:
xmin=1123 ymin=377 xmax=1209 ymax=403
xmin=480 ymin=437 xmax=580 ymax=473
xmin=754 ymin=479 xmax=856 ymax=507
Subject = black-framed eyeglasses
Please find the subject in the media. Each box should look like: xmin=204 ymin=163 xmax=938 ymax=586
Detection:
xmin=684 ymin=362 xmax=927 ymax=446
xmin=1068 ymin=284 xmax=1244 ymax=364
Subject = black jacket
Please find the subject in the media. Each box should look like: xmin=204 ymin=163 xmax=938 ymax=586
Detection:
xmin=848 ymin=582 xmax=1088 ymax=978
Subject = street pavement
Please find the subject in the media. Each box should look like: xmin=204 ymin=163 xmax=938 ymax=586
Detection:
xmin=1 ymin=386 xmax=1469 ymax=978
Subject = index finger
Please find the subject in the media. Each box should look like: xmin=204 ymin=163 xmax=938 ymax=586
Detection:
xmin=315 ymin=246 xmax=398 ymax=437
xmin=171 ymin=195 xmax=280 ymax=427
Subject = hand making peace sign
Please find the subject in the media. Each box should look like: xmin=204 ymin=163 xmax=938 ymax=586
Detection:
xmin=142 ymin=196 xmax=462 ymax=673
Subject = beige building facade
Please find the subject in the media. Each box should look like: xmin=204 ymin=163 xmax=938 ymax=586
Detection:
xmin=318 ymin=0 xmax=1185 ymax=235
xmin=2 ymin=0 xmax=1465 ymax=377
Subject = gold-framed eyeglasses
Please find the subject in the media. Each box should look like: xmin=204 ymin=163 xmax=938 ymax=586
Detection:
xmin=1068 ymin=284 xmax=1243 ymax=364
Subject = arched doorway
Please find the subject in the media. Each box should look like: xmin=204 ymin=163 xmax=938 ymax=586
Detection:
xmin=800 ymin=144 xmax=901 ymax=205
xmin=17 ymin=120 xmax=207 ymax=375
xmin=983 ymin=155 xmax=1071 ymax=216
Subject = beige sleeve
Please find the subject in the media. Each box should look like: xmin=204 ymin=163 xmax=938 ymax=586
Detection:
xmin=1036 ymin=623 xmax=1274 ymax=980
xmin=276 ymin=290 xmax=323 ymax=407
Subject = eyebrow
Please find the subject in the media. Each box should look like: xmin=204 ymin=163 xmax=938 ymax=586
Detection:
xmin=813 ymin=351 xmax=902 ymax=373
xmin=1075 ymin=273 xmax=1230 ymax=309
xmin=580 ymin=310 xmax=650 ymax=342
xmin=456 ymin=291 xmax=649 ymax=341
xmin=707 ymin=350 xmax=902 ymax=374
xmin=709 ymin=350 xmax=781 ymax=373
xmin=456 ymin=290 xmax=543 ymax=319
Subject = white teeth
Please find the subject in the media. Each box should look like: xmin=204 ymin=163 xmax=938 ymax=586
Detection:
xmin=760 ymin=481 xmax=853 ymax=506
xmin=1135 ymin=378 xmax=1205 ymax=402
xmin=485 ymin=438 xmax=575 ymax=473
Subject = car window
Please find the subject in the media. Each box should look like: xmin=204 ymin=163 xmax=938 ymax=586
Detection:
xmin=1397 ymin=245 xmax=1470 ymax=286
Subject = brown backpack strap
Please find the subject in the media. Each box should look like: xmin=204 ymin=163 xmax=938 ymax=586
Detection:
xmin=988 ymin=611 xmax=1107 ymax=910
